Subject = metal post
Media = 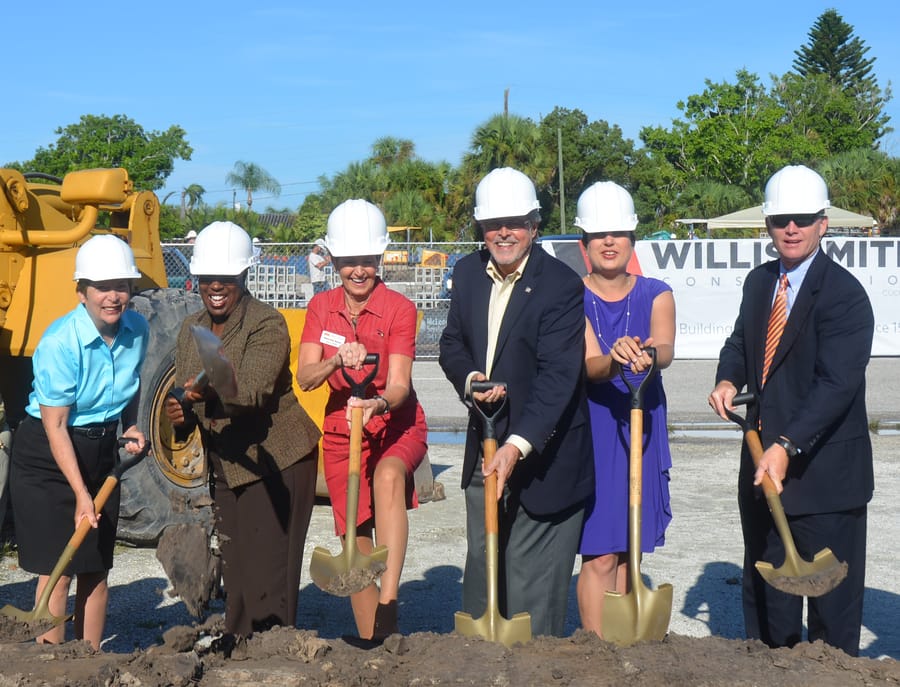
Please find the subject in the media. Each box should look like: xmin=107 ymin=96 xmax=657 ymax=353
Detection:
xmin=557 ymin=127 xmax=566 ymax=231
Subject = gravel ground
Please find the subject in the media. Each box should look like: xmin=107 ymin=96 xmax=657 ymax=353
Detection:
xmin=1 ymin=359 xmax=897 ymax=658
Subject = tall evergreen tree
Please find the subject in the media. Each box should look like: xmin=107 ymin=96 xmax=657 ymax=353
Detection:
xmin=792 ymin=10 xmax=891 ymax=145
xmin=793 ymin=10 xmax=876 ymax=95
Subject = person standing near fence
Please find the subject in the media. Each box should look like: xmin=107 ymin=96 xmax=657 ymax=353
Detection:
xmin=573 ymin=181 xmax=675 ymax=638
xmin=708 ymin=164 xmax=874 ymax=656
xmin=10 ymin=235 xmax=148 ymax=650
xmin=308 ymin=238 xmax=331 ymax=295
xmin=164 ymin=220 xmax=321 ymax=645
xmin=439 ymin=167 xmax=594 ymax=637
xmin=297 ymin=199 xmax=427 ymax=642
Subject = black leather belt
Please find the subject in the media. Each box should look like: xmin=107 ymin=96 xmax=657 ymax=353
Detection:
xmin=71 ymin=422 xmax=119 ymax=439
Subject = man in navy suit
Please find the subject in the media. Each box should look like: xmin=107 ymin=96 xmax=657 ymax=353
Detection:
xmin=439 ymin=167 xmax=594 ymax=636
xmin=709 ymin=165 xmax=874 ymax=656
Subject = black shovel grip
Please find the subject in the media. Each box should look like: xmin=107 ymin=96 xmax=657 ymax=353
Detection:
xmin=725 ymin=392 xmax=757 ymax=430
xmin=341 ymin=353 xmax=379 ymax=398
xmin=619 ymin=346 xmax=658 ymax=409
xmin=469 ymin=380 xmax=508 ymax=441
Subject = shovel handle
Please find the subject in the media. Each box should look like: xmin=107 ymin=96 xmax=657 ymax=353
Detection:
xmin=470 ymin=381 xmax=507 ymax=442
xmin=482 ymin=438 xmax=499 ymax=536
xmin=341 ymin=353 xmax=379 ymax=398
xmin=725 ymin=393 xmax=779 ymax=497
xmin=35 ymin=436 xmax=147 ymax=613
xmin=619 ymin=347 xmax=657 ymax=410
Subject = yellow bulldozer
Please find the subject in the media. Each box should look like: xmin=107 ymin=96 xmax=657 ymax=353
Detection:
xmin=0 ymin=167 xmax=438 ymax=545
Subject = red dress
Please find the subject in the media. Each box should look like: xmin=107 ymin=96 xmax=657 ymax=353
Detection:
xmin=301 ymin=279 xmax=428 ymax=534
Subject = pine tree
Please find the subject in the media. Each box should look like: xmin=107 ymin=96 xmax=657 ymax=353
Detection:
xmin=791 ymin=9 xmax=892 ymax=147
xmin=793 ymin=9 xmax=877 ymax=96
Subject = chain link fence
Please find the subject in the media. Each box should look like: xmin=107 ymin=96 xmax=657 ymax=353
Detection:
xmin=162 ymin=241 xmax=481 ymax=359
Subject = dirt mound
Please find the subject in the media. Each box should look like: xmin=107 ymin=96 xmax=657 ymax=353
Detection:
xmin=0 ymin=624 xmax=897 ymax=687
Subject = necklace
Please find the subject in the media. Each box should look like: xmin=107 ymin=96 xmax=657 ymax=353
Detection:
xmin=590 ymin=290 xmax=631 ymax=352
xmin=345 ymin=295 xmax=369 ymax=323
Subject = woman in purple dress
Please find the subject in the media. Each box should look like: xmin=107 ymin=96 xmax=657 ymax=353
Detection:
xmin=574 ymin=182 xmax=676 ymax=638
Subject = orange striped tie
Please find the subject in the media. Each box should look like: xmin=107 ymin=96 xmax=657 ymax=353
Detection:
xmin=761 ymin=273 xmax=789 ymax=387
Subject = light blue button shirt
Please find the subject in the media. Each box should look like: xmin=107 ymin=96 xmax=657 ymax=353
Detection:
xmin=26 ymin=304 xmax=149 ymax=425
xmin=778 ymin=249 xmax=818 ymax=316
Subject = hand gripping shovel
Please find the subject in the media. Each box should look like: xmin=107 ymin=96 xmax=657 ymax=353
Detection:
xmin=168 ymin=325 xmax=239 ymax=411
xmin=310 ymin=353 xmax=389 ymax=596
xmin=726 ymin=393 xmax=848 ymax=597
xmin=454 ymin=381 xmax=531 ymax=648
xmin=602 ymin=348 xmax=673 ymax=646
xmin=0 ymin=437 xmax=149 ymax=642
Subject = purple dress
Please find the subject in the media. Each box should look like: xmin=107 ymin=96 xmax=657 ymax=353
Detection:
xmin=579 ymin=275 xmax=673 ymax=556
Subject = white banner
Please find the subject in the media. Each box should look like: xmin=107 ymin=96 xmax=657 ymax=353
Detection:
xmin=633 ymin=238 xmax=900 ymax=359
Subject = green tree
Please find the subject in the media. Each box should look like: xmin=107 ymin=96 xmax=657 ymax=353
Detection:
xmin=772 ymin=72 xmax=881 ymax=154
xmin=180 ymin=183 xmax=206 ymax=219
xmin=817 ymin=149 xmax=900 ymax=232
xmin=640 ymin=70 xmax=794 ymax=194
xmin=371 ymin=136 xmax=415 ymax=167
xmin=226 ymin=161 xmax=281 ymax=212
xmin=537 ymin=108 xmax=637 ymax=231
xmin=794 ymin=10 xmax=876 ymax=94
xmin=792 ymin=9 xmax=891 ymax=147
xmin=462 ymin=113 xmax=548 ymax=184
xmin=15 ymin=114 xmax=191 ymax=191
xmin=289 ymin=195 xmax=329 ymax=242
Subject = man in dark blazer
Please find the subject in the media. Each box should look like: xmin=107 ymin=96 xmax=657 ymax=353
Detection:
xmin=708 ymin=165 xmax=874 ymax=656
xmin=439 ymin=167 xmax=594 ymax=637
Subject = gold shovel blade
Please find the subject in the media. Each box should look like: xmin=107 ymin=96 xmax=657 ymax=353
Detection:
xmin=755 ymin=548 xmax=848 ymax=598
xmin=309 ymin=544 xmax=388 ymax=597
xmin=454 ymin=609 xmax=532 ymax=648
xmin=0 ymin=604 xmax=71 ymax=643
xmin=601 ymin=581 xmax=673 ymax=647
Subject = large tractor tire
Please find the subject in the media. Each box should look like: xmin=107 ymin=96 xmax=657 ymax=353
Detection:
xmin=117 ymin=289 xmax=208 ymax=545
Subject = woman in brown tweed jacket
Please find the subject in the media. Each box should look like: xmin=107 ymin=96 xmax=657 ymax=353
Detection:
xmin=164 ymin=221 xmax=321 ymax=640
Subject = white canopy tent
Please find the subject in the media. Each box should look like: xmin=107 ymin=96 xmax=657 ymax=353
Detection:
xmin=699 ymin=205 xmax=877 ymax=230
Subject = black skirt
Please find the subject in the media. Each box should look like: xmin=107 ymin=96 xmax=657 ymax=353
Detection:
xmin=10 ymin=416 xmax=120 ymax=575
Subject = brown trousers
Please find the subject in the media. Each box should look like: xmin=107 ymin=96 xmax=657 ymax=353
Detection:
xmin=211 ymin=451 xmax=317 ymax=636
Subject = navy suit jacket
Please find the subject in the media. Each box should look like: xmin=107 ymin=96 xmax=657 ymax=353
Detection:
xmin=716 ymin=250 xmax=874 ymax=514
xmin=439 ymin=246 xmax=594 ymax=516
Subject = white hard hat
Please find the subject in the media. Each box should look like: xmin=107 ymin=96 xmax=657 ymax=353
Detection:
xmin=185 ymin=230 xmax=198 ymax=239
xmin=314 ymin=238 xmax=327 ymax=249
xmin=73 ymin=235 xmax=140 ymax=281
xmin=762 ymin=165 xmax=830 ymax=216
xmin=574 ymin=181 xmax=638 ymax=233
xmin=190 ymin=221 xmax=257 ymax=276
xmin=325 ymin=199 xmax=391 ymax=257
xmin=473 ymin=167 xmax=540 ymax=222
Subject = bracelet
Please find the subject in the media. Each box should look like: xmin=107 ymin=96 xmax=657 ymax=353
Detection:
xmin=374 ymin=395 xmax=390 ymax=415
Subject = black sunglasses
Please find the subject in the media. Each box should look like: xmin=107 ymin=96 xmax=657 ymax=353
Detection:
xmin=588 ymin=231 xmax=632 ymax=239
xmin=768 ymin=214 xmax=824 ymax=229
xmin=198 ymin=275 xmax=241 ymax=285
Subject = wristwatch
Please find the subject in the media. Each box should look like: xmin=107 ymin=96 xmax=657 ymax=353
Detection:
xmin=774 ymin=436 xmax=799 ymax=458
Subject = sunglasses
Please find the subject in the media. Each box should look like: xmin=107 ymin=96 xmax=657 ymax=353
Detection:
xmin=589 ymin=231 xmax=632 ymax=239
xmin=198 ymin=275 xmax=241 ymax=285
xmin=480 ymin=218 xmax=534 ymax=233
xmin=768 ymin=214 xmax=824 ymax=229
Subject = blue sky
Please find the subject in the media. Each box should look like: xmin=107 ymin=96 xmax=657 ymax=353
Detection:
xmin=3 ymin=1 xmax=898 ymax=211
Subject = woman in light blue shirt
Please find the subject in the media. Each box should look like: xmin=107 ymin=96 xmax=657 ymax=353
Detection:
xmin=10 ymin=235 xmax=148 ymax=650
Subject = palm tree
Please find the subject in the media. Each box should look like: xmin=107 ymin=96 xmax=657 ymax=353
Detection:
xmin=225 ymin=161 xmax=281 ymax=212
xmin=463 ymin=113 xmax=547 ymax=182
xmin=180 ymin=183 xmax=206 ymax=219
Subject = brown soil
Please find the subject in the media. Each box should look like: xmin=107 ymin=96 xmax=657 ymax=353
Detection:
xmin=0 ymin=618 xmax=897 ymax=687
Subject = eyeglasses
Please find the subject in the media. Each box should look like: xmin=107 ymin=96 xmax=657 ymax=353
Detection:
xmin=198 ymin=275 xmax=241 ymax=285
xmin=480 ymin=218 xmax=534 ymax=233
xmin=588 ymin=231 xmax=632 ymax=239
xmin=768 ymin=214 xmax=824 ymax=229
